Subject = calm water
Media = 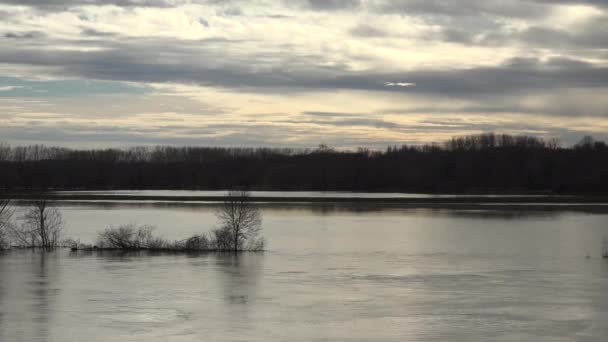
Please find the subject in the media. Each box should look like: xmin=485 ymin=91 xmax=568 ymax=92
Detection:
xmin=1 ymin=201 xmax=608 ymax=341
xmin=53 ymin=190 xmax=549 ymax=198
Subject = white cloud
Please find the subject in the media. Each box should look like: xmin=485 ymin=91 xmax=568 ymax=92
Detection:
xmin=384 ymin=82 xmax=415 ymax=87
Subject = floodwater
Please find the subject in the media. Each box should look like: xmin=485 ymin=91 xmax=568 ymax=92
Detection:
xmin=52 ymin=190 xmax=549 ymax=198
xmin=1 ymin=200 xmax=608 ymax=341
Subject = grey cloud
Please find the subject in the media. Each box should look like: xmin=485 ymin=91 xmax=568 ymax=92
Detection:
xmin=349 ymin=24 xmax=389 ymax=37
xmin=4 ymin=116 xmax=603 ymax=148
xmin=295 ymin=0 xmax=361 ymax=10
xmin=80 ymin=28 xmax=117 ymax=37
xmin=375 ymin=0 xmax=548 ymax=19
xmin=440 ymin=28 xmax=476 ymax=44
xmin=295 ymin=0 xmax=607 ymax=15
xmin=0 ymin=0 xmax=177 ymax=11
xmin=3 ymin=0 xmax=608 ymax=14
xmin=217 ymin=7 xmax=243 ymax=17
xmin=531 ymin=0 xmax=608 ymax=8
xmin=0 ymin=0 xmax=353 ymax=12
xmin=0 ymin=123 xmax=328 ymax=148
xmin=1 ymin=35 xmax=607 ymax=98
xmin=323 ymin=118 xmax=399 ymax=128
xmin=382 ymin=86 xmax=608 ymax=118
xmin=480 ymin=15 xmax=608 ymax=49
xmin=367 ymin=0 xmax=608 ymax=50
xmin=376 ymin=0 xmax=608 ymax=17
xmin=282 ymin=117 xmax=400 ymax=129
xmin=4 ymin=31 xmax=45 ymax=39
xmin=303 ymin=111 xmax=359 ymax=117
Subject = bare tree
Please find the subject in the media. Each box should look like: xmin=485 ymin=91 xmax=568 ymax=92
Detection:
xmin=215 ymin=190 xmax=264 ymax=252
xmin=10 ymin=200 xmax=63 ymax=248
xmin=0 ymin=196 xmax=12 ymax=249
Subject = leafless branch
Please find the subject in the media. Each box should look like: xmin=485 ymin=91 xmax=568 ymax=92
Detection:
xmin=214 ymin=190 xmax=263 ymax=252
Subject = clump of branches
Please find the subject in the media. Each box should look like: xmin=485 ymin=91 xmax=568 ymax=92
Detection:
xmin=8 ymin=200 xmax=63 ymax=249
xmin=62 ymin=237 xmax=92 ymax=250
xmin=97 ymin=224 xmax=167 ymax=250
xmin=181 ymin=234 xmax=211 ymax=251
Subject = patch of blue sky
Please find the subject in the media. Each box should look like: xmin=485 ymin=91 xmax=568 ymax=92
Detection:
xmin=0 ymin=77 xmax=150 ymax=97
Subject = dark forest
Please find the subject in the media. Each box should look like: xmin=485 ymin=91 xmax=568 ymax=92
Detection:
xmin=1 ymin=133 xmax=607 ymax=194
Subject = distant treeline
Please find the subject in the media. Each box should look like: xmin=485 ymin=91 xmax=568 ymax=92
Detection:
xmin=1 ymin=133 xmax=607 ymax=193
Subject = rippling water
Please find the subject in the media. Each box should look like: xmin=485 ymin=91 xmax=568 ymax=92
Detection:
xmin=1 ymin=202 xmax=608 ymax=341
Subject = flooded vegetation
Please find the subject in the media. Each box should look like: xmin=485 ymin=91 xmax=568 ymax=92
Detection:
xmin=0 ymin=191 xmax=265 ymax=253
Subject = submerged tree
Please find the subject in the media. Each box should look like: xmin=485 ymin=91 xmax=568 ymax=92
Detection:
xmin=0 ymin=196 xmax=12 ymax=249
xmin=215 ymin=190 xmax=264 ymax=252
xmin=9 ymin=200 xmax=63 ymax=248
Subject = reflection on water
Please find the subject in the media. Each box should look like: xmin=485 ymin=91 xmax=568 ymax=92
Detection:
xmin=1 ymin=203 xmax=608 ymax=341
xmin=214 ymin=253 xmax=263 ymax=305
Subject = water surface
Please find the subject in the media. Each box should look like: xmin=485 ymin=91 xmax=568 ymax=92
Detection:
xmin=53 ymin=190 xmax=550 ymax=199
xmin=1 ymin=202 xmax=608 ymax=341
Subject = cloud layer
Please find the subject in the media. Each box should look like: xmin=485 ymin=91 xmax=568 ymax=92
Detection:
xmin=0 ymin=0 xmax=607 ymax=147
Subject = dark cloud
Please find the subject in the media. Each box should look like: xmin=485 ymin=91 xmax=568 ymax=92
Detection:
xmin=80 ymin=28 xmax=117 ymax=37
xmin=0 ymin=0 xmax=356 ymax=12
xmin=4 ymin=31 xmax=45 ymax=39
xmin=0 ymin=0 xmax=176 ymax=11
xmin=3 ymin=0 xmax=608 ymax=13
xmin=480 ymin=15 xmax=608 ymax=49
xmin=375 ymin=0 xmax=548 ymax=19
xmin=295 ymin=0 xmax=361 ymax=11
xmin=365 ymin=0 xmax=608 ymax=49
xmin=531 ymin=0 xmax=608 ymax=8
xmin=349 ymin=24 xmax=389 ymax=37
xmin=1 ymin=35 xmax=607 ymax=98
xmin=289 ymin=0 xmax=608 ymax=15
xmin=375 ymin=0 xmax=608 ymax=17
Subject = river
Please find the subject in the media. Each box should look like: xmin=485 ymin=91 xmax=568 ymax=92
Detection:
xmin=1 ymin=197 xmax=607 ymax=341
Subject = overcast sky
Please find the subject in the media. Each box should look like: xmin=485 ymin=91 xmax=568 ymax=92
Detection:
xmin=1 ymin=0 xmax=607 ymax=148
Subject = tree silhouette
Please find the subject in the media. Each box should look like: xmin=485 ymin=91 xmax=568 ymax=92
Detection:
xmin=215 ymin=190 xmax=263 ymax=252
xmin=0 ymin=133 xmax=607 ymax=194
xmin=9 ymin=200 xmax=63 ymax=248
